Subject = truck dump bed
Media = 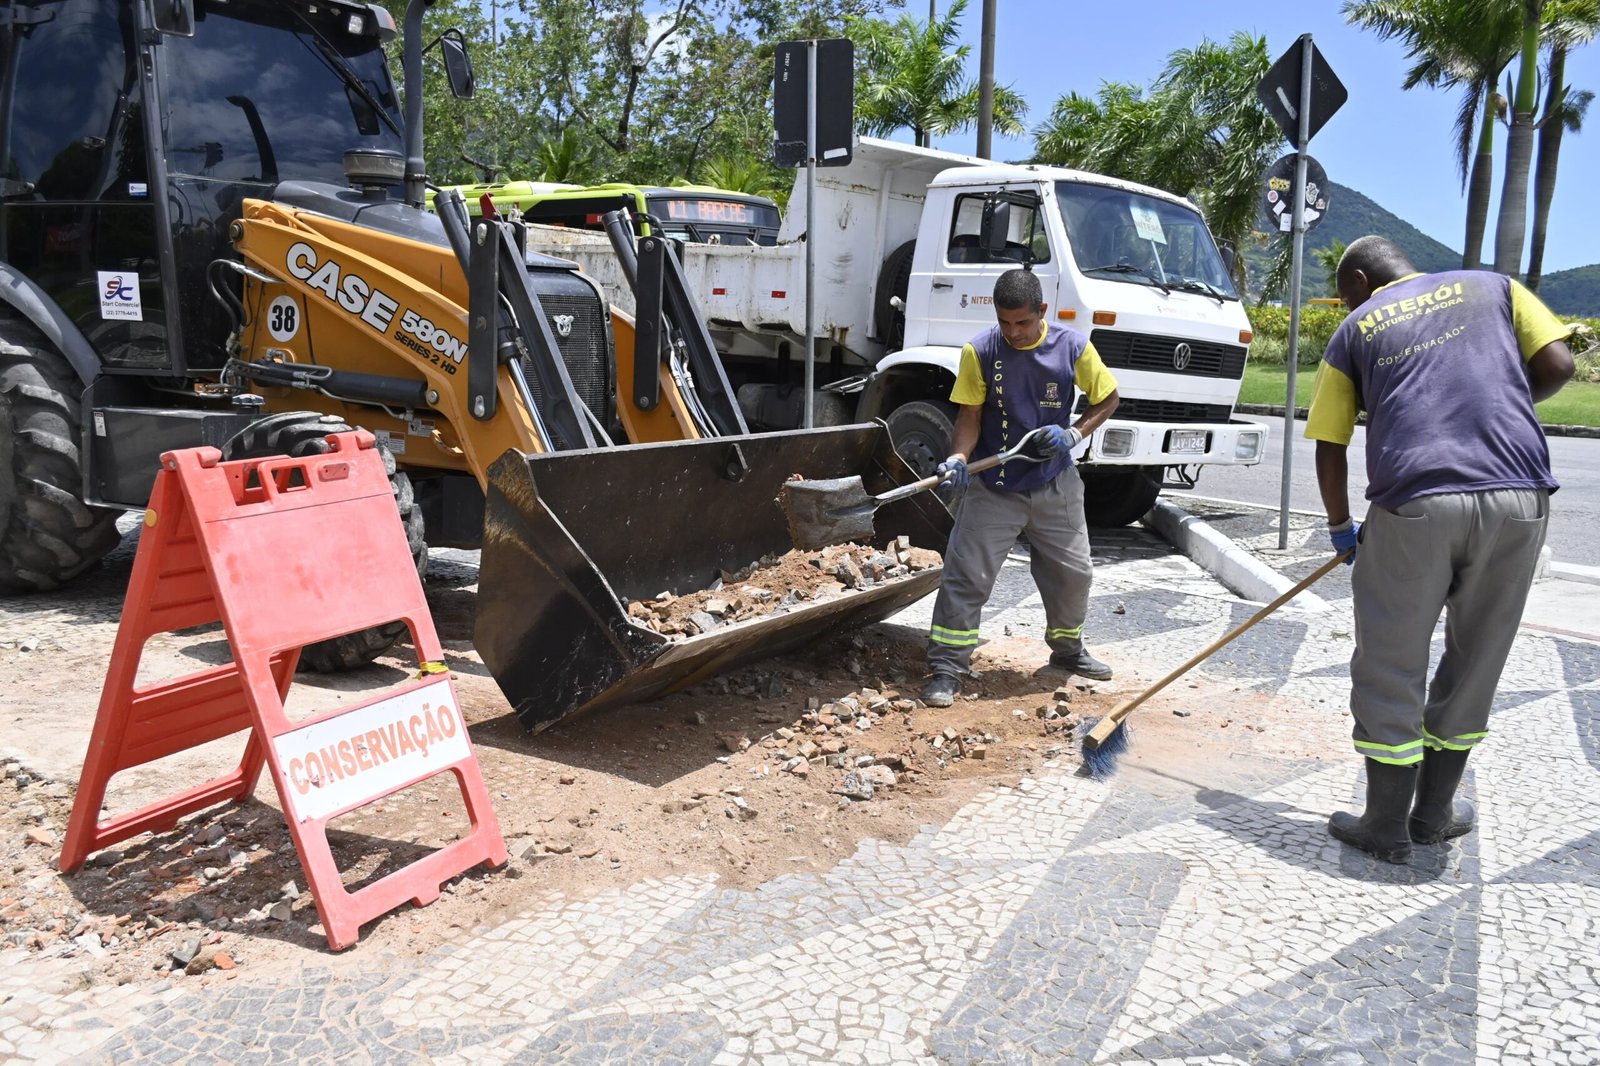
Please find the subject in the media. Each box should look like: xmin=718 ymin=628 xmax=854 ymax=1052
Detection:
xmin=473 ymin=424 xmax=951 ymax=730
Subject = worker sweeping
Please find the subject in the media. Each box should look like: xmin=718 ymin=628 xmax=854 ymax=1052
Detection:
xmin=921 ymin=269 xmax=1121 ymax=708
xmin=1307 ymin=236 xmax=1576 ymax=865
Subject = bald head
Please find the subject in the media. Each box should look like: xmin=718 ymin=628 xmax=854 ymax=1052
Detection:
xmin=1336 ymin=236 xmax=1417 ymax=309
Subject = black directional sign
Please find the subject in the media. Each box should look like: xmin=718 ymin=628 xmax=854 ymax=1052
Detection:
xmin=774 ymin=39 xmax=855 ymax=168
xmin=1256 ymin=34 xmax=1347 ymax=146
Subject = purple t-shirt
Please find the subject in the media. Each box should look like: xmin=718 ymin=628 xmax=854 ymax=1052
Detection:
xmin=969 ymin=323 xmax=1084 ymax=493
xmin=1321 ymin=270 xmax=1556 ymax=509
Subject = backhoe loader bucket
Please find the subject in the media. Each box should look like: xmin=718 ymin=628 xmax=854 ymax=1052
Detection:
xmin=474 ymin=424 xmax=953 ymax=731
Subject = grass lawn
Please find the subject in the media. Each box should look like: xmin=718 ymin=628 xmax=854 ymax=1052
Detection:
xmin=1239 ymin=364 xmax=1600 ymax=428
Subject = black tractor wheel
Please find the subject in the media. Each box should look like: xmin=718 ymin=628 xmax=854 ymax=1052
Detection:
xmin=873 ymin=240 xmax=917 ymax=350
xmin=0 ymin=310 xmax=123 ymax=594
xmin=222 ymin=412 xmax=427 ymax=672
xmin=1081 ymin=466 xmax=1162 ymax=528
xmin=885 ymin=399 xmax=956 ymax=481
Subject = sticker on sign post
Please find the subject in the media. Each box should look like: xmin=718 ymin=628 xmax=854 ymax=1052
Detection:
xmin=273 ymin=682 xmax=472 ymax=823
xmin=1129 ymin=203 xmax=1167 ymax=245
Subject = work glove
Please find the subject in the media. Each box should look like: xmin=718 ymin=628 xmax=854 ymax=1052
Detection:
xmin=1328 ymin=518 xmax=1360 ymax=564
xmin=1035 ymin=424 xmax=1083 ymax=457
xmin=935 ymin=455 xmax=970 ymax=491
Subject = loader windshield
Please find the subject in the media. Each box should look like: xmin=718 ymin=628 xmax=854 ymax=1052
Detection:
xmin=160 ymin=0 xmax=402 ymax=185
xmin=1056 ymin=182 xmax=1238 ymax=300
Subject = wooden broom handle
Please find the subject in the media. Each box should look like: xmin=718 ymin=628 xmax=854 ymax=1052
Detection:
xmin=1084 ymin=551 xmax=1351 ymax=747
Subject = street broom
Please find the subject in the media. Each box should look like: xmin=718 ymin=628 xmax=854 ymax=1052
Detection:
xmin=1080 ymin=550 xmax=1351 ymax=779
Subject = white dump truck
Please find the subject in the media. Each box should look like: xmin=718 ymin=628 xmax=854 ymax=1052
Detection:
xmin=521 ymin=137 xmax=1266 ymax=526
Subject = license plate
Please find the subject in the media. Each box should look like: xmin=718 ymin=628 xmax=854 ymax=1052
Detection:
xmin=1169 ymin=430 xmax=1208 ymax=455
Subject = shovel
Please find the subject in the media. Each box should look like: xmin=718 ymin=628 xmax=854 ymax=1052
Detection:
xmin=781 ymin=426 xmax=1052 ymax=550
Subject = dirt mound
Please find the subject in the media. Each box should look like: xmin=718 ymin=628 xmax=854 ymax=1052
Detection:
xmin=627 ymin=538 xmax=942 ymax=637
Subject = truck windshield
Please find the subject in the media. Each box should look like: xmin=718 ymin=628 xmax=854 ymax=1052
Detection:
xmin=161 ymin=0 xmax=402 ymax=185
xmin=1055 ymin=182 xmax=1238 ymax=300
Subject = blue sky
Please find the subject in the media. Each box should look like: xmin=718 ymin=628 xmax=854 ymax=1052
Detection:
xmin=912 ymin=0 xmax=1600 ymax=274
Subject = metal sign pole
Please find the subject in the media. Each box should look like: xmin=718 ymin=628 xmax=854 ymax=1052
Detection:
xmin=1278 ymin=34 xmax=1314 ymax=550
xmin=803 ymin=39 xmax=818 ymax=430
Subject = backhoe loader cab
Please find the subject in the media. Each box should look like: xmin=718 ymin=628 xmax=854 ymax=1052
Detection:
xmin=0 ymin=0 xmax=951 ymax=728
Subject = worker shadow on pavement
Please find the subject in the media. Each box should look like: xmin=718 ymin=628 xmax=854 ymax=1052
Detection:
xmin=1130 ymin=764 xmax=1471 ymax=884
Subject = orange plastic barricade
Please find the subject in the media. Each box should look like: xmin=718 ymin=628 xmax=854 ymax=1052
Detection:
xmin=60 ymin=431 xmax=506 ymax=950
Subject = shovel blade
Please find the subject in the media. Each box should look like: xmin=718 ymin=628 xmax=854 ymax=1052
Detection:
xmin=779 ymin=475 xmax=877 ymax=550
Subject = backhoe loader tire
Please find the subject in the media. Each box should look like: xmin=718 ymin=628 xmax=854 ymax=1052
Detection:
xmin=222 ymin=412 xmax=427 ymax=672
xmin=0 ymin=309 xmax=122 ymax=594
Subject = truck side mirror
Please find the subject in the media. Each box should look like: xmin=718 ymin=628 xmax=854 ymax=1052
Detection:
xmin=980 ymin=199 xmax=1011 ymax=255
xmin=153 ymin=0 xmax=195 ymax=36
xmin=438 ymin=32 xmax=475 ymax=99
xmin=1217 ymin=240 xmax=1236 ymax=275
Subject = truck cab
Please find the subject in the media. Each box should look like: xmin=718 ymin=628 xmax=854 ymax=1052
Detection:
xmin=874 ymin=163 xmax=1265 ymax=524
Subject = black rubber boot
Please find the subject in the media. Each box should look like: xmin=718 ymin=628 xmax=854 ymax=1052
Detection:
xmin=1047 ymin=643 xmax=1113 ymax=681
xmin=1328 ymin=758 xmax=1419 ymax=865
xmin=1410 ymin=747 xmax=1476 ymax=844
xmin=920 ymin=673 xmax=959 ymax=708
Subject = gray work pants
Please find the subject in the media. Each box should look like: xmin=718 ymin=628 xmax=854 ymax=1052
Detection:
xmin=1348 ymin=488 xmax=1549 ymax=765
xmin=927 ymin=467 xmax=1093 ymax=676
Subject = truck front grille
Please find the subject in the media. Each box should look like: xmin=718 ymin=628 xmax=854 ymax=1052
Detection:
xmin=1076 ymin=395 xmax=1234 ymax=423
xmin=1091 ymin=329 xmax=1247 ymax=380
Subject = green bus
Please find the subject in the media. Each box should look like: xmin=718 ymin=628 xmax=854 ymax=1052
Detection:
xmin=433 ymin=181 xmax=782 ymax=246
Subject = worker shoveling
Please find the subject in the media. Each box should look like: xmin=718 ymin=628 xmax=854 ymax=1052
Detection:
xmin=780 ymin=427 xmax=1052 ymax=550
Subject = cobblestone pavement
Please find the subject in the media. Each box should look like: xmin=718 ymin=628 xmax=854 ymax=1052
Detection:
xmin=3 ymin=516 xmax=1597 ymax=1065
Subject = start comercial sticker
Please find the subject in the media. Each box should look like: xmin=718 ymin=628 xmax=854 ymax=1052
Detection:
xmin=97 ymin=271 xmax=143 ymax=321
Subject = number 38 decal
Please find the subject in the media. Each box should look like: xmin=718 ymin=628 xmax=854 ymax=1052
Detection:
xmin=266 ymin=295 xmax=300 ymax=342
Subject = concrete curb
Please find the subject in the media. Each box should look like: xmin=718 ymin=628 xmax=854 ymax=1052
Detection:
xmin=1142 ymin=500 xmax=1331 ymax=613
xmin=1552 ymin=561 xmax=1600 ymax=586
xmin=1237 ymin=403 xmax=1600 ymax=439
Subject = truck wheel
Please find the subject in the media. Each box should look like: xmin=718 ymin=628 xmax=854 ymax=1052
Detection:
xmin=0 ymin=311 xmax=122 ymax=594
xmin=222 ymin=412 xmax=428 ymax=672
xmin=885 ymin=400 xmax=955 ymax=480
xmin=874 ymin=240 xmax=917 ymax=349
xmin=1081 ymin=466 xmax=1162 ymax=528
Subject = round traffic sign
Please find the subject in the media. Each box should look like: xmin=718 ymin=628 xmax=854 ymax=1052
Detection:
xmin=1263 ymin=154 xmax=1330 ymax=234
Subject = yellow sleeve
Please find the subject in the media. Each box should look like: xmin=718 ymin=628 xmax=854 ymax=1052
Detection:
xmin=949 ymin=343 xmax=986 ymax=405
xmin=1304 ymin=361 xmax=1359 ymax=445
xmin=1073 ymin=341 xmax=1118 ymax=405
xmin=1510 ymin=279 xmax=1572 ymax=360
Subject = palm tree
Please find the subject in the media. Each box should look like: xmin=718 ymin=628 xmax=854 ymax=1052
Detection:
xmin=534 ymin=127 xmax=593 ymax=184
xmin=848 ymin=0 xmax=1026 ymax=149
xmin=1032 ymin=33 xmax=1279 ymax=289
xmin=1344 ymin=0 xmax=1524 ymax=270
xmin=1314 ymin=238 xmax=1350 ymax=293
xmin=682 ymin=154 xmax=786 ymax=201
xmin=1493 ymin=0 xmax=1548 ymax=275
xmin=1526 ymin=1 xmax=1600 ymax=290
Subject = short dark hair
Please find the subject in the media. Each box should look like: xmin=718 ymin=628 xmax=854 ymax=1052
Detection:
xmin=993 ymin=268 xmax=1043 ymax=310
xmin=1337 ymin=236 xmax=1416 ymax=290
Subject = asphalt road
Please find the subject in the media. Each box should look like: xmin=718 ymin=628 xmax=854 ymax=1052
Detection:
xmin=1175 ymin=414 xmax=1600 ymax=569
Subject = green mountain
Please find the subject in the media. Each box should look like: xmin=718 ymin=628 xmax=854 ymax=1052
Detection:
xmin=1242 ymin=181 xmax=1599 ymax=316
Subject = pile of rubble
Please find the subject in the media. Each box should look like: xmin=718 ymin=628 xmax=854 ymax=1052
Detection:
xmin=627 ymin=537 xmax=942 ymax=638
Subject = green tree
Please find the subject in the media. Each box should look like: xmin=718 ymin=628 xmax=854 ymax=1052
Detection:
xmin=1314 ymin=237 xmax=1349 ymax=293
xmin=849 ymin=0 xmax=1026 ymax=149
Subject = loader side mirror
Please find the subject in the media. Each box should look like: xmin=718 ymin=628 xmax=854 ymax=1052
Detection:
xmin=153 ymin=0 xmax=195 ymax=37
xmin=437 ymin=32 xmax=475 ymax=99
xmin=980 ymin=199 xmax=1010 ymax=255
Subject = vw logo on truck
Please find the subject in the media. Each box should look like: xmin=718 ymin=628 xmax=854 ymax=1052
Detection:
xmin=1172 ymin=342 xmax=1193 ymax=371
